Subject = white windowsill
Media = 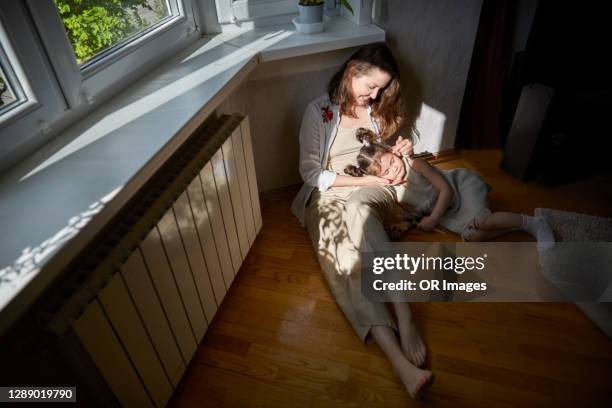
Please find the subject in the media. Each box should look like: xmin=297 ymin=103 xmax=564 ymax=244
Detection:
xmin=0 ymin=15 xmax=384 ymax=334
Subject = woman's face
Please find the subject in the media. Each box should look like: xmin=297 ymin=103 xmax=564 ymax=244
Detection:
xmin=376 ymin=152 xmax=405 ymax=181
xmin=351 ymin=67 xmax=392 ymax=106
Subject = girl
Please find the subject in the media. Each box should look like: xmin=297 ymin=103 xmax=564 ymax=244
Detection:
xmin=345 ymin=128 xmax=555 ymax=250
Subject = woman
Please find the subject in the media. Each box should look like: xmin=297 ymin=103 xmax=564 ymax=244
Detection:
xmin=291 ymin=43 xmax=433 ymax=398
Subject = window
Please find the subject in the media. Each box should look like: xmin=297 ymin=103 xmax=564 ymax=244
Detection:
xmin=28 ymin=0 xmax=199 ymax=108
xmin=0 ymin=0 xmax=199 ymax=174
xmin=214 ymin=0 xmax=298 ymax=24
xmin=54 ymin=0 xmax=175 ymax=66
xmin=0 ymin=5 xmax=66 ymax=173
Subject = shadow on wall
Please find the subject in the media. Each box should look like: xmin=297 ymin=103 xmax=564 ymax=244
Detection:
xmin=385 ymin=35 xmax=425 ymax=147
xmin=374 ymin=0 xmax=483 ymax=155
xmin=380 ymin=36 xmax=448 ymax=155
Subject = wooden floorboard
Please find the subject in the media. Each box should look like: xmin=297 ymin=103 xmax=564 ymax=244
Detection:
xmin=169 ymin=150 xmax=612 ymax=407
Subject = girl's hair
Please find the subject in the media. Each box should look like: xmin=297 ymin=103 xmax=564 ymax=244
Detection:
xmin=344 ymin=128 xmax=392 ymax=177
xmin=328 ymin=43 xmax=406 ymax=141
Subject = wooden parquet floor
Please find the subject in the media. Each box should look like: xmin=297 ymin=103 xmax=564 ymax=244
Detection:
xmin=169 ymin=150 xmax=612 ymax=407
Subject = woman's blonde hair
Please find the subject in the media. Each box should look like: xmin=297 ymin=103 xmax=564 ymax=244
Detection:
xmin=328 ymin=43 xmax=406 ymax=141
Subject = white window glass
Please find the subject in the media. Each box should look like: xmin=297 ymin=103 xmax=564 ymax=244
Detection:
xmin=53 ymin=0 xmax=173 ymax=66
xmin=214 ymin=0 xmax=297 ymax=24
xmin=27 ymin=0 xmax=197 ymax=108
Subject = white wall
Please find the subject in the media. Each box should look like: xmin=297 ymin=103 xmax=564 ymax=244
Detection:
xmin=375 ymin=0 xmax=483 ymax=155
xmin=218 ymin=0 xmax=483 ymax=192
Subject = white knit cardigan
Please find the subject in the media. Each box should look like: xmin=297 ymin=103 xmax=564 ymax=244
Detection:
xmin=291 ymin=93 xmax=381 ymax=226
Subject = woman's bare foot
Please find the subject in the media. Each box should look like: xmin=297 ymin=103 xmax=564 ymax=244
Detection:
xmin=370 ymin=325 xmax=432 ymax=398
xmin=392 ymin=358 xmax=434 ymax=398
xmin=399 ymin=319 xmax=427 ymax=367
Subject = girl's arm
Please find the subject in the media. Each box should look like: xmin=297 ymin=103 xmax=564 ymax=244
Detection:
xmin=408 ymin=159 xmax=454 ymax=229
xmin=332 ymin=174 xmax=396 ymax=187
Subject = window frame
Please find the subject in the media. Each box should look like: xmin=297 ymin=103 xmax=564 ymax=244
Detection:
xmin=0 ymin=0 xmax=202 ymax=174
xmin=214 ymin=0 xmax=298 ymax=24
xmin=0 ymin=1 xmax=66 ymax=162
xmin=26 ymin=0 xmax=200 ymax=109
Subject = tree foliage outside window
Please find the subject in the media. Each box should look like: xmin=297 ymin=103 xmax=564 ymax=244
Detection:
xmin=53 ymin=0 xmax=170 ymax=65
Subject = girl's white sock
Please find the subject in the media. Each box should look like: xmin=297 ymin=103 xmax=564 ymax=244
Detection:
xmin=521 ymin=215 xmax=555 ymax=251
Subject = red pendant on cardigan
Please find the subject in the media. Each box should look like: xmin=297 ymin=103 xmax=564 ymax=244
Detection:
xmin=321 ymin=105 xmax=333 ymax=123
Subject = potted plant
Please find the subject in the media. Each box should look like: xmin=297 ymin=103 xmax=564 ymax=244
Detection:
xmin=298 ymin=0 xmax=325 ymax=24
xmin=340 ymin=0 xmax=372 ymax=26
xmin=298 ymin=0 xmax=354 ymax=24
xmin=339 ymin=0 xmax=355 ymax=16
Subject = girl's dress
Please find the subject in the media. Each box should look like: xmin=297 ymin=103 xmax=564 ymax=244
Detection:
xmin=394 ymin=156 xmax=492 ymax=240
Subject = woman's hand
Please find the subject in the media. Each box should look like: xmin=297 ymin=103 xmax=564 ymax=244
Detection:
xmin=417 ymin=215 xmax=438 ymax=231
xmin=391 ymin=135 xmax=414 ymax=157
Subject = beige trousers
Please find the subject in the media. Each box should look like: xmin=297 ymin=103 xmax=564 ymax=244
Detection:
xmin=305 ymin=185 xmax=399 ymax=343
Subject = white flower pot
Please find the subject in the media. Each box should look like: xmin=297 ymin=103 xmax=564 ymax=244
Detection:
xmin=341 ymin=0 xmax=374 ymax=26
xmin=298 ymin=3 xmax=325 ymax=24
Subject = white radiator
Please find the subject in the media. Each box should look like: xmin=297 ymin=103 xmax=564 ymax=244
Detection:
xmin=45 ymin=114 xmax=262 ymax=407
